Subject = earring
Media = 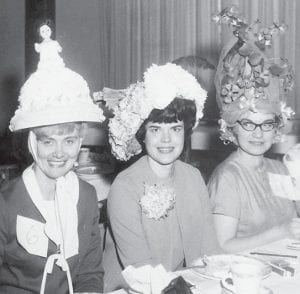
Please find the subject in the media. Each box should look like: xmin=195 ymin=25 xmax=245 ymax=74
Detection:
xmin=273 ymin=130 xmax=283 ymax=144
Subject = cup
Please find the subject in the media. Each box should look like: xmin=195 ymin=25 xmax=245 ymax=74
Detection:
xmin=221 ymin=263 xmax=263 ymax=294
xmin=78 ymin=147 xmax=90 ymax=164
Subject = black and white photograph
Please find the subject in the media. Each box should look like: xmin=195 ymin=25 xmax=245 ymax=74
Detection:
xmin=1 ymin=1 xmax=300 ymax=293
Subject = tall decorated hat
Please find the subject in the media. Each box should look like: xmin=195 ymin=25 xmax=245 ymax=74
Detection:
xmin=213 ymin=6 xmax=294 ymax=142
xmin=9 ymin=25 xmax=105 ymax=132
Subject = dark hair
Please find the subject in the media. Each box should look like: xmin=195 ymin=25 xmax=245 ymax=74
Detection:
xmin=172 ymin=55 xmax=215 ymax=71
xmin=136 ymin=98 xmax=196 ymax=154
xmin=172 ymin=55 xmax=218 ymax=122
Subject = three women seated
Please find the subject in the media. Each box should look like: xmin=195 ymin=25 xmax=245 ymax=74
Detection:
xmin=1 ymin=7 xmax=300 ymax=293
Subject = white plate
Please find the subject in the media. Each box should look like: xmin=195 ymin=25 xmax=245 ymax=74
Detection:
xmin=191 ymin=254 xmax=272 ymax=280
xmin=222 ymin=285 xmax=273 ymax=294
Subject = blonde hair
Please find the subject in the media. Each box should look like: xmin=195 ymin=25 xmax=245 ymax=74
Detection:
xmin=32 ymin=122 xmax=86 ymax=138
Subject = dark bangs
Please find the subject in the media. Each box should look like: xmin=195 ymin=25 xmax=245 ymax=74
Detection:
xmin=147 ymin=98 xmax=196 ymax=127
xmin=136 ymin=98 xmax=197 ymax=145
xmin=148 ymin=107 xmax=181 ymax=124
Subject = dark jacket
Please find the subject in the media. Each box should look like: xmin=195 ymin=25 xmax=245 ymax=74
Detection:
xmin=0 ymin=177 xmax=103 ymax=293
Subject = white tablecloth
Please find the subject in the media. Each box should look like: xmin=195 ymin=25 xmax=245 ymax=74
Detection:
xmin=177 ymin=238 xmax=300 ymax=294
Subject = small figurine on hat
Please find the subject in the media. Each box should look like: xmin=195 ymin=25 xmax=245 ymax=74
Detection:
xmin=34 ymin=21 xmax=65 ymax=69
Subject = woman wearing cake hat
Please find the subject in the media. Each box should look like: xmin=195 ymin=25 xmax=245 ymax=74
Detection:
xmin=208 ymin=6 xmax=300 ymax=253
xmin=0 ymin=24 xmax=105 ymax=293
xmin=107 ymin=62 xmax=221 ymax=281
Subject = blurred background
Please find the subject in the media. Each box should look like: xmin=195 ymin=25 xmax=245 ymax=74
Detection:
xmin=1 ymin=0 xmax=300 ymax=181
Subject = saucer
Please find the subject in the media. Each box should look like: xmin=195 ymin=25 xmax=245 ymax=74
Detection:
xmin=222 ymin=285 xmax=273 ymax=294
xmin=192 ymin=254 xmax=271 ymax=280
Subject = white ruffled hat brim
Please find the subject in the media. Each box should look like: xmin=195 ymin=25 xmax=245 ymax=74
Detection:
xmin=10 ymin=104 xmax=104 ymax=131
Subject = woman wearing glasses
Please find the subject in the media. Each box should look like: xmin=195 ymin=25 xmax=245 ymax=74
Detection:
xmin=208 ymin=7 xmax=300 ymax=253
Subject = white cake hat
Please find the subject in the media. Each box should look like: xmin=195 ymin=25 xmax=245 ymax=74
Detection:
xmin=9 ymin=27 xmax=105 ymax=131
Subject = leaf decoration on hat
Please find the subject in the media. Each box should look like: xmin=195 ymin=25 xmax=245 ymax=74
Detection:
xmin=256 ymin=22 xmax=287 ymax=48
xmin=213 ymin=5 xmax=294 ymax=121
xmin=212 ymin=6 xmax=246 ymax=28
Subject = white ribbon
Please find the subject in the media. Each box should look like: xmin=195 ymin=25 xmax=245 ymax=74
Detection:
xmin=40 ymin=254 xmax=74 ymax=294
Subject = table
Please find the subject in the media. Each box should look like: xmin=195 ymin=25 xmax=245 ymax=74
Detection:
xmin=107 ymin=238 xmax=300 ymax=294
xmin=248 ymin=238 xmax=300 ymax=294
xmin=177 ymin=238 xmax=300 ymax=294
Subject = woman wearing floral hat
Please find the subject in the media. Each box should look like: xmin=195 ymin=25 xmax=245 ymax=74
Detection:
xmin=107 ymin=63 xmax=221 ymax=274
xmin=0 ymin=25 xmax=105 ymax=293
xmin=208 ymin=7 xmax=300 ymax=253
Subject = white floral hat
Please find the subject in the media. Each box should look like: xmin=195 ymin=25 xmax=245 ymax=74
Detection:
xmin=106 ymin=63 xmax=207 ymax=161
xmin=9 ymin=38 xmax=105 ymax=131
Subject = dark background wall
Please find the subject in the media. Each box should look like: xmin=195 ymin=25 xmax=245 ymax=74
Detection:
xmin=0 ymin=0 xmax=25 ymax=135
xmin=56 ymin=0 xmax=103 ymax=93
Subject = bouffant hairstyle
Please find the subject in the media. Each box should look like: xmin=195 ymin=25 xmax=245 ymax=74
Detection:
xmin=136 ymin=97 xmax=196 ymax=152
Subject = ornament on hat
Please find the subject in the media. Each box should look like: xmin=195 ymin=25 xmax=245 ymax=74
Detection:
xmin=213 ymin=6 xmax=294 ymax=125
xmin=34 ymin=23 xmax=65 ymax=70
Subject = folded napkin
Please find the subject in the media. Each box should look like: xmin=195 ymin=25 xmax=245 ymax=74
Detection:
xmin=281 ymin=143 xmax=300 ymax=200
xmin=267 ymin=172 xmax=300 ymax=201
xmin=284 ymin=143 xmax=300 ymax=179
xmin=122 ymin=264 xmax=175 ymax=294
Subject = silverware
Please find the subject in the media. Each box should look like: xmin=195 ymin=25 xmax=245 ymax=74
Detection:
xmin=266 ymin=261 xmax=295 ymax=277
xmin=249 ymin=252 xmax=298 ymax=259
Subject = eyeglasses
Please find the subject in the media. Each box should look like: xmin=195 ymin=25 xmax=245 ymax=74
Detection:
xmin=236 ymin=119 xmax=277 ymax=132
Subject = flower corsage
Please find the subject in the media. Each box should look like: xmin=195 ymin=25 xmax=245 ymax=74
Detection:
xmin=139 ymin=183 xmax=176 ymax=221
